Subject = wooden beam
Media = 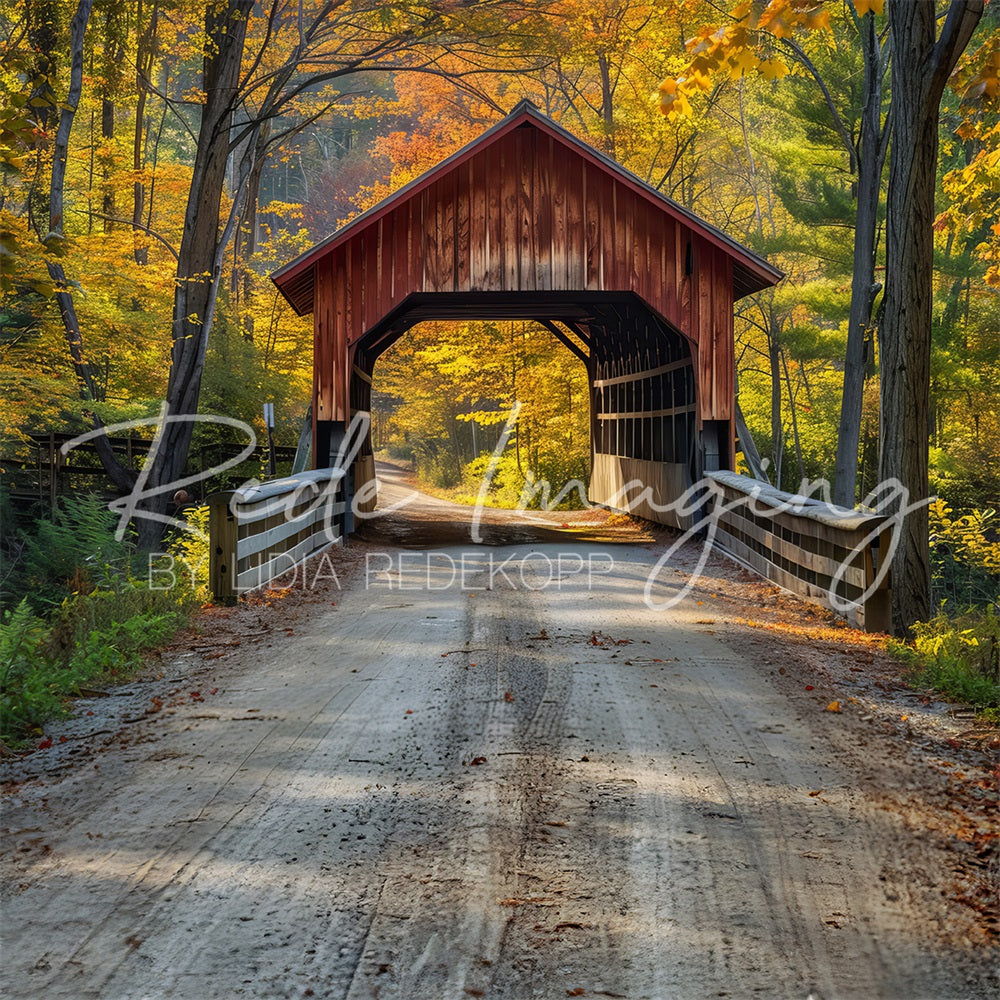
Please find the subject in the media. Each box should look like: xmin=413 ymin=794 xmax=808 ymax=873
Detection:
xmin=592 ymin=357 xmax=690 ymax=387
xmin=538 ymin=320 xmax=588 ymax=362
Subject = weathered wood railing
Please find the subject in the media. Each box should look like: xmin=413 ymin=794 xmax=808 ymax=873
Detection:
xmin=208 ymin=468 xmax=346 ymax=601
xmin=705 ymin=471 xmax=892 ymax=632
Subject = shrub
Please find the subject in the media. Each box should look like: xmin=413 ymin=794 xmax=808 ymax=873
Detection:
xmin=890 ymin=605 xmax=1000 ymax=719
xmin=928 ymin=499 xmax=1000 ymax=608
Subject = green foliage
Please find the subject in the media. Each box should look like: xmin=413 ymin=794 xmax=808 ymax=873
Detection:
xmin=0 ymin=494 xmax=205 ymax=746
xmin=20 ymin=494 xmax=131 ymax=609
xmin=0 ymin=595 xmax=182 ymax=746
xmin=889 ymin=606 xmax=1000 ymax=717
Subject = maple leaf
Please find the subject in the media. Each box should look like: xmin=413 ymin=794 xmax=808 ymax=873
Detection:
xmin=759 ymin=58 xmax=790 ymax=81
xmin=852 ymin=0 xmax=885 ymax=16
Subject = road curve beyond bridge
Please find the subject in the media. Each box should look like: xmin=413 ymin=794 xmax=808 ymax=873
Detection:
xmin=1 ymin=468 xmax=996 ymax=999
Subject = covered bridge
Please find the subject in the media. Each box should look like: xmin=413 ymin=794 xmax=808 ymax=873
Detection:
xmin=272 ymin=100 xmax=782 ymax=526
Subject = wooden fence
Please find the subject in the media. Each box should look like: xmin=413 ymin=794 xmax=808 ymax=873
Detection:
xmin=705 ymin=471 xmax=892 ymax=632
xmin=0 ymin=432 xmax=297 ymax=508
xmin=208 ymin=468 xmax=346 ymax=601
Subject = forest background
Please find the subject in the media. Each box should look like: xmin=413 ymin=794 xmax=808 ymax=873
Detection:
xmin=1 ymin=0 xmax=999 ymax=742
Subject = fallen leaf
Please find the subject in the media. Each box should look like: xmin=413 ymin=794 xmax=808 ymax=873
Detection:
xmin=504 ymin=691 xmax=515 ymax=702
xmin=808 ymin=789 xmax=824 ymax=797
xmin=567 ymin=989 xmax=586 ymax=997
xmin=825 ymin=701 xmax=841 ymax=713
xmin=37 ymin=738 xmax=52 ymax=750
xmin=469 ymin=756 xmax=487 ymax=766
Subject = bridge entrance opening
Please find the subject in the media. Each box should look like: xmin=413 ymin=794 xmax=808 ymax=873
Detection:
xmin=368 ymin=317 xmax=592 ymax=509
xmin=350 ymin=292 xmax=698 ymax=530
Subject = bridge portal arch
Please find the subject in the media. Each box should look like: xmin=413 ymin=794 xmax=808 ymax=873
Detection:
xmin=272 ymin=102 xmax=782 ymax=528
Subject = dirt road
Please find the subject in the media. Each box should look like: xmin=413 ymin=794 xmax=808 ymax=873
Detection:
xmin=2 ymin=468 xmax=997 ymax=999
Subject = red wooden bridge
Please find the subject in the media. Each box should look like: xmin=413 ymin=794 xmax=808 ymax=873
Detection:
xmin=242 ymin=102 xmax=889 ymax=630
xmin=271 ymin=101 xmax=782 ymax=528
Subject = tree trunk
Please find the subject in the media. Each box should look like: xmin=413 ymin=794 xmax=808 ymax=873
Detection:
xmin=135 ymin=0 xmax=252 ymax=549
xmin=768 ymin=308 xmax=783 ymax=486
xmin=880 ymin=0 xmax=983 ymax=634
xmin=833 ymin=10 xmax=887 ymax=508
xmin=39 ymin=0 xmax=136 ymax=494
xmin=597 ymin=52 xmax=615 ymax=157
xmin=131 ymin=0 xmax=157 ymax=265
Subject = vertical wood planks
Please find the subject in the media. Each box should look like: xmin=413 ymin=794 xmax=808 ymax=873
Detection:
xmin=499 ymin=138 xmax=516 ymax=290
xmin=550 ymin=133 xmax=567 ymax=288
xmin=314 ymin=258 xmax=333 ymax=423
xmin=534 ymin=132 xmax=553 ymax=290
xmin=565 ymin=154 xmax=584 ymax=288
xmin=516 ymin=127 xmax=534 ymax=289
xmin=469 ymin=156 xmax=485 ymax=290
xmin=584 ymin=163 xmax=600 ymax=290
xmin=485 ymin=139 xmax=502 ymax=289
xmin=456 ymin=160 xmax=471 ymax=292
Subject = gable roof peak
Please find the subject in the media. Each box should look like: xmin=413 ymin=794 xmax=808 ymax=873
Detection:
xmin=272 ymin=101 xmax=782 ymax=312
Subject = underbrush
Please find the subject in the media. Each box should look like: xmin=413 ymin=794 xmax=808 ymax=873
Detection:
xmin=0 ymin=495 xmax=208 ymax=748
xmin=890 ymin=607 xmax=1000 ymax=723
xmin=886 ymin=500 xmax=1000 ymax=721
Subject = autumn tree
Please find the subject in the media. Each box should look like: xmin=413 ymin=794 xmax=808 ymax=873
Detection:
xmin=659 ymin=0 xmax=892 ymax=507
xmin=879 ymin=0 xmax=983 ymax=633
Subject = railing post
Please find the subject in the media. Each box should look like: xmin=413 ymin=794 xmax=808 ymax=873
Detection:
xmin=208 ymin=492 xmax=237 ymax=603
xmin=862 ymin=524 xmax=892 ymax=633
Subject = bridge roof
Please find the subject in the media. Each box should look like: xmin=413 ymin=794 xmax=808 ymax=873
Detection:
xmin=272 ymin=100 xmax=782 ymax=315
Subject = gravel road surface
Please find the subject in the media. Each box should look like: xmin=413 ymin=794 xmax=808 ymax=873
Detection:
xmin=2 ymin=466 xmax=997 ymax=999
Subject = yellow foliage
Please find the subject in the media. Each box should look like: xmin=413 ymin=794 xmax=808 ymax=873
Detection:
xmin=929 ymin=499 xmax=1000 ymax=575
xmin=852 ymin=0 xmax=884 ymax=17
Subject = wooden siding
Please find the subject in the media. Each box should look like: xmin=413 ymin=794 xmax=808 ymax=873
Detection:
xmin=312 ymin=123 xmax=737 ymax=431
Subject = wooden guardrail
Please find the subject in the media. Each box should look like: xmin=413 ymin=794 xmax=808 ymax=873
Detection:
xmin=705 ymin=471 xmax=892 ymax=632
xmin=208 ymin=468 xmax=346 ymax=601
